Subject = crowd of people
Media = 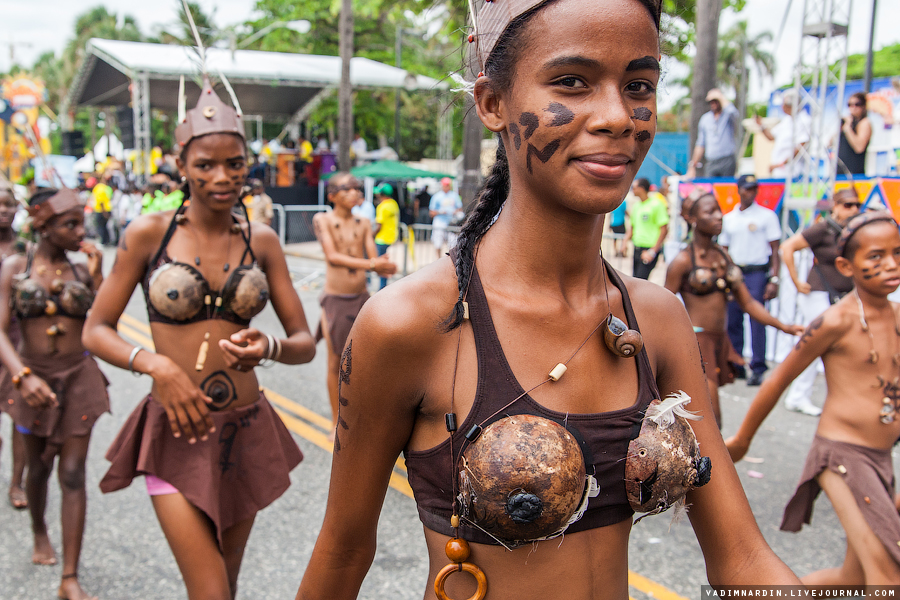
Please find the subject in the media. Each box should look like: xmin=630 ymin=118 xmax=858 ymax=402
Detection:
xmin=1 ymin=0 xmax=899 ymax=598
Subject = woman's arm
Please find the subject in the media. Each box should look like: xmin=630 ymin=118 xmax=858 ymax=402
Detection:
xmin=779 ymin=232 xmax=811 ymax=294
xmin=725 ymin=309 xmax=842 ymax=462
xmin=732 ymin=281 xmax=805 ymax=336
xmin=217 ymin=224 xmax=316 ymax=368
xmin=296 ymin=285 xmax=429 ymax=600
xmin=82 ymin=216 xmax=215 ymax=443
xmin=842 ymin=116 xmax=872 ymax=154
xmin=663 ymin=251 xmax=690 ymax=295
xmin=645 ymin=286 xmax=800 ymax=584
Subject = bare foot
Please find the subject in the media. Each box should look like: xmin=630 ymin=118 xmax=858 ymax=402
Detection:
xmin=32 ymin=532 xmax=57 ymax=565
xmin=8 ymin=485 xmax=27 ymax=509
xmin=57 ymin=575 xmax=98 ymax=600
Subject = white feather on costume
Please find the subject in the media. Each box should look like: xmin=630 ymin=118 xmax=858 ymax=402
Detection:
xmin=646 ymin=391 xmax=701 ymax=429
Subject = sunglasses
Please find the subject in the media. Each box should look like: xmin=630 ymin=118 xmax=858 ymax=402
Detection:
xmin=840 ymin=202 xmax=861 ymax=209
xmin=332 ymin=185 xmax=363 ymax=193
xmin=848 ymin=102 xmax=864 ymax=107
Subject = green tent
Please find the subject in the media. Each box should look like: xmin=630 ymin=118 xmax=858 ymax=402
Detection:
xmin=321 ymin=160 xmax=453 ymax=181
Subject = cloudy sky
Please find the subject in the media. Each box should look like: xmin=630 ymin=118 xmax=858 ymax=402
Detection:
xmin=4 ymin=0 xmax=898 ymax=107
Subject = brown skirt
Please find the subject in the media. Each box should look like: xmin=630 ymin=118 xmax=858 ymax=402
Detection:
xmin=3 ymin=350 xmax=109 ymax=446
xmin=781 ymin=435 xmax=900 ymax=566
xmin=316 ymin=291 xmax=370 ymax=354
xmin=100 ymin=391 xmax=303 ymax=551
xmin=695 ymin=330 xmax=737 ymax=387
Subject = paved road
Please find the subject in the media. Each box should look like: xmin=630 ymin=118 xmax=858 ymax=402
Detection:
xmin=0 ymin=250 xmax=876 ymax=599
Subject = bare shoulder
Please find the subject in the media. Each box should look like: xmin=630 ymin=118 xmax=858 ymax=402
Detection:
xmin=353 ymin=257 xmax=459 ymax=357
xmin=798 ymin=299 xmax=856 ymax=350
xmin=621 ymin=272 xmax=684 ymax=315
xmin=120 ymin=211 xmax=174 ymax=258
xmin=0 ymin=253 xmax=26 ymax=276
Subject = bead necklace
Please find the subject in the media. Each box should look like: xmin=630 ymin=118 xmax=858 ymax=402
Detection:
xmin=854 ymin=289 xmax=900 ymax=424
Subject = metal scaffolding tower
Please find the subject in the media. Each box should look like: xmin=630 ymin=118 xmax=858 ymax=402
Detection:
xmin=782 ymin=0 xmax=852 ymax=236
xmin=130 ymin=72 xmax=152 ymax=185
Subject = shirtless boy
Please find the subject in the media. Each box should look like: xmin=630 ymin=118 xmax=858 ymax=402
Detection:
xmin=314 ymin=173 xmax=396 ymax=434
xmin=727 ymin=211 xmax=900 ymax=584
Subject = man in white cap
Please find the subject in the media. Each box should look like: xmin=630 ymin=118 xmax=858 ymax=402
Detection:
xmin=429 ymin=177 xmax=462 ymax=259
xmin=756 ymin=89 xmax=810 ymax=178
xmin=687 ymin=88 xmax=740 ymax=179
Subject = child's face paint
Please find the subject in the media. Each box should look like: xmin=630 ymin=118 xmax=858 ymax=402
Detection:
xmin=546 ymin=102 xmax=575 ymax=126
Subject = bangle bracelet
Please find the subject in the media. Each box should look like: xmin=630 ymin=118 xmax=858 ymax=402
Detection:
xmin=259 ymin=334 xmax=277 ymax=368
xmin=11 ymin=367 xmax=31 ymax=388
xmin=128 ymin=346 xmax=144 ymax=377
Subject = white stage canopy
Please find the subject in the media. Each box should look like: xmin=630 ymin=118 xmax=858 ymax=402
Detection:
xmin=68 ymin=38 xmax=447 ymax=119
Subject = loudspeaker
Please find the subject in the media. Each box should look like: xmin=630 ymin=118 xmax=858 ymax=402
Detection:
xmin=60 ymin=131 xmax=84 ymax=157
xmin=117 ymin=106 xmax=135 ymax=149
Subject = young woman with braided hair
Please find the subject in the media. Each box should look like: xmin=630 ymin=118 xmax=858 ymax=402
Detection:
xmin=298 ymin=1 xmax=799 ymax=598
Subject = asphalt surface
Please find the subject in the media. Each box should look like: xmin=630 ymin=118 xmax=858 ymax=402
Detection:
xmin=0 ymin=249 xmax=874 ymax=599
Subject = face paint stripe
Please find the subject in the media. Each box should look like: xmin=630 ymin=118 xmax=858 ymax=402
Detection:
xmin=632 ymin=108 xmax=652 ymax=122
xmin=519 ymin=112 xmax=539 ymax=140
xmin=509 ymin=122 xmax=522 ymax=151
xmin=546 ymin=102 xmax=575 ymax=127
xmin=526 ymin=139 xmax=561 ymax=174
xmin=635 ymin=131 xmax=652 ymax=142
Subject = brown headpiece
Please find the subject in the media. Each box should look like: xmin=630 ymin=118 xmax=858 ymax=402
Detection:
xmin=837 ymin=210 xmax=898 ymax=258
xmin=28 ymin=188 xmax=84 ymax=231
xmin=174 ymin=76 xmax=245 ymax=149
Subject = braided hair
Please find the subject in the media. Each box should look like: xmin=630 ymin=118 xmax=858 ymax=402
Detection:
xmin=443 ymin=0 xmax=662 ymax=331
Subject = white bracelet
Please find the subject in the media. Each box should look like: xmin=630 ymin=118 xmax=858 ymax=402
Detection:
xmin=128 ymin=346 xmax=144 ymax=377
xmin=259 ymin=334 xmax=277 ymax=368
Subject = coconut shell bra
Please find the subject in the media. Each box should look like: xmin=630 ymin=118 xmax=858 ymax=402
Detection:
xmin=13 ymin=251 xmax=94 ymax=320
xmin=403 ymin=261 xmax=711 ymax=545
xmin=142 ymin=208 xmax=269 ymax=327
xmin=681 ymin=243 xmax=744 ymax=297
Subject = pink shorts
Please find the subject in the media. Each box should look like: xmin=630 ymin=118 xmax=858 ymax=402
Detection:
xmin=145 ymin=474 xmax=179 ymax=496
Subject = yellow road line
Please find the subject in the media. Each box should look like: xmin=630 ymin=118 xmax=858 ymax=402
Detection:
xmin=115 ymin=316 xmax=683 ymax=599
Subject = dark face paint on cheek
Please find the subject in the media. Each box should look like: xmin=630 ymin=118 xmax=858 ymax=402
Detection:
xmin=509 ymin=123 xmax=522 ymax=151
xmin=633 ymin=108 xmax=653 ymax=122
xmin=545 ymin=102 xmax=575 ymax=127
xmin=195 ymin=177 xmax=208 ymax=189
xmin=526 ymin=139 xmax=561 ymax=174
xmin=635 ymin=131 xmax=652 ymax=142
xmin=519 ymin=112 xmax=539 ymax=140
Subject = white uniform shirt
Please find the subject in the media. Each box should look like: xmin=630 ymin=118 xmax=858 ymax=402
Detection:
xmin=719 ymin=202 xmax=782 ymax=266
xmin=769 ymin=112 xmax=810 ymax=178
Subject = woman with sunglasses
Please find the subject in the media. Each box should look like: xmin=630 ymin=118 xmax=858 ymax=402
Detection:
xmin=838 ymin=92 xmax=871 ymax=176
xmin=779 ymin=188 xmax=860 ymax=416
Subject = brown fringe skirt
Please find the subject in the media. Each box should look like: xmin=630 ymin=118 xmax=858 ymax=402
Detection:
xmin=100 ymin=391 xmax=303 ymax=550
xmin=781 ymin=435 xmax=900 ymax=566
xmin=2 ymin=350 xmax=109 ymax=445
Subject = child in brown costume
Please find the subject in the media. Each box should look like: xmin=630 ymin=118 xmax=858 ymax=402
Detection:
xmin=313 ymin=173 xmax=396 ymax=436
xmin=0 ymin=187 xmax=106 ymax=600
xmin=665 ymin=192 xmax=803 ymax=427
xmin=728 ymin=210 xmax=900 ymax=584
xmin=82 ymin=73 xmax=316 ymax=599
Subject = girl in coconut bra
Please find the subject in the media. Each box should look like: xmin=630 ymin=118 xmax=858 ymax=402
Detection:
xmin=665 ymin=192 xmax=803 ymax=427
xmin=296 ymin=1 xmax=800 ymax=599
xmin=82 ymin=71 xmax=316 ymax=598
xmin=0 ymin=187 xmax=105 ymax=600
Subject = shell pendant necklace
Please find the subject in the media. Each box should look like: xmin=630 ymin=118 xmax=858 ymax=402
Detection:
xmin=854 ymin=289 xmax=900 ymax=423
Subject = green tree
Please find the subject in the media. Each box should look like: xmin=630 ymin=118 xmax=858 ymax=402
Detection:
xmin=715 ymin=21 xmax=774 ymax=125
xmin=840 ymin=43 xmax=900 ymax=81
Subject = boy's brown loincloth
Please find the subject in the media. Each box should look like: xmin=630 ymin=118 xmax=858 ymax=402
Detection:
xmin=781 ymin=435 xmax=900 ymax=565
xmin=316 ymin=292 xmax=370 ymax=354
xmin=3 ymin=350 xmax=109 ymax=447
xmin=100 ymin=391 xmax=302 ymax=551
xmin=695 ymin=330 xmax=738 ymax=387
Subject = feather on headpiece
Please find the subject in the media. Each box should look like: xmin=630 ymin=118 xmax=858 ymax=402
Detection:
xmin=174 ymin=0 xmax=245 ymax=148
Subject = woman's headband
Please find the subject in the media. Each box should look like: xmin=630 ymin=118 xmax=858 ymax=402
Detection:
xmin=836 ymin=210 xmax=898 ymax=258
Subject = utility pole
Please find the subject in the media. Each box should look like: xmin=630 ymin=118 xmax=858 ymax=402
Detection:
xmin=863 ymin=0 xmax=878 ymax=93
xmin=338 ymin=0 xmax=353 ymax=172
xmin=395 ymin=24 xmax=402 ymax=160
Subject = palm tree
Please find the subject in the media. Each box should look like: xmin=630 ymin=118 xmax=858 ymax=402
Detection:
xmin=716 ymin=21 xmax=775 ymax=125
xmin=689 ymin=0 xmax=723 ymax=154
xmin=156 ymin=2 xmax=218 ymax=49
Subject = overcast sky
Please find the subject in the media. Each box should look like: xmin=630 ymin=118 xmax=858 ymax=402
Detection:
xmin=4 ymin=0 xmax=898 ymax=107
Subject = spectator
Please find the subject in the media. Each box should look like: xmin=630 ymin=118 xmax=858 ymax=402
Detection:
xmin=350 ymin=133 xmax=367 ymax=164
xmin=90 ymin=174 xmax=113 ymax=245
xmin=429 ymin=177 xmax=462 ymax=259
xmin=624 ymin=177 xmax=668 ymax=279
xmin=373 ymin=183 xmax=400 ymax=289
xmin=247 ymin=179 xmax=274 ymax=227
xmin=351 ymin=188 xmax=376 ymax=223
xmin=687 ymin=88 xmax=740 ymax=179
xmin=719 ymin=174 xmax=782 ymax=386
xmin=756 ymin=89 xmax=810 ymax=178
xmin=609 ymin=198 xmax=628 ymax=257
xmin=837 ymin=92 xmax=871 ymax=176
